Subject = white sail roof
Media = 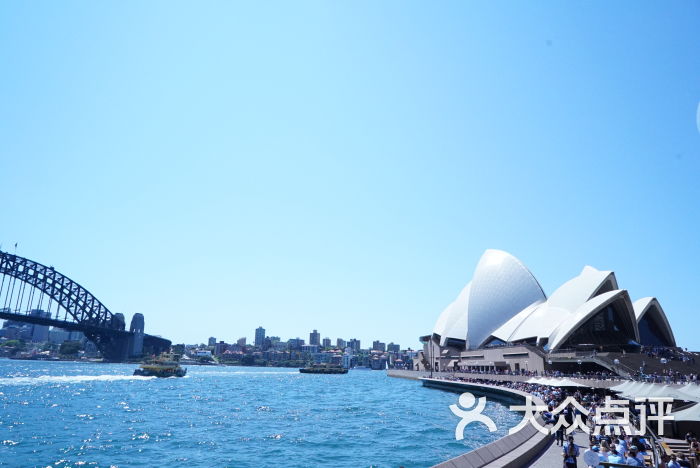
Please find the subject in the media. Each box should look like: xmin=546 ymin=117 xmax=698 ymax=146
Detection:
xmin=489 ymin=266 xmax=636 ymax=351
xmin=546 ymin=266 xmax=617 ymax=312
xmin=466 ymin=249 xmax=545 ymax=348
xmin=633 ymin=297 xmax=676 ymax=346
xmin=547 ymin=289 xmax=638 ymax=351
xmin=432 ymin=282 xmax=471 ymax=346
xmin=429 ymin=252 xmax=675 ymax=354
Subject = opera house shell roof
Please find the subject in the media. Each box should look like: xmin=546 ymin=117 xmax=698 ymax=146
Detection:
xmin=432 ymin=250 xmax=675 ymax=351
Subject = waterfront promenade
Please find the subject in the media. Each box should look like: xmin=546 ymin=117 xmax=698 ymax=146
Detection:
xmin=391 ymin=371 xmax=552 ymax=467
xmin=388 ymin=370 xmax=643 ymax=468
xmin=525 ymin=430 xmax=589 ymax=468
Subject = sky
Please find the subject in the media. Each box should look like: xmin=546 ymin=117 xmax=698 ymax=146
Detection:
xmin=1 ymin=2 xmax=699 ymax=350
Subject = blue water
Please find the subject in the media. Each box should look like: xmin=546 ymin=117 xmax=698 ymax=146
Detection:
xmin=0 ymin=360 xmax=520 ymax=467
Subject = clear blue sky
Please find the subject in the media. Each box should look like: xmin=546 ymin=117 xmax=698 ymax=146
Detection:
xmin=1 ymin=2 xmax=699 ymax=349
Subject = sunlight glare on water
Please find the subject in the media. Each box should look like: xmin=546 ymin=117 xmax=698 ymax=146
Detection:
xmin=0 ymin=360 xmax=520 ymax=467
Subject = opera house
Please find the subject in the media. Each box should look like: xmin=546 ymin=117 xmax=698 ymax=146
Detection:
xmin=419 ymin=249 xmax=678 ymax=374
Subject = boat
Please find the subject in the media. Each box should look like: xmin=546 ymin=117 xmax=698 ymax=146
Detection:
xmin=134 ymin=352 xmax=187 ymax=377
xmin=299 ymin=364 xmax=348 ymax=374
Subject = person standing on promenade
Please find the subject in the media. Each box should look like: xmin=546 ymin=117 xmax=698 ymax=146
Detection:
xmin=583 ymin=442 xmax=601 ymax=468
xmin=556 ymin=425 xmax=565 ymax=446
xmin=599 ymin=439 xmax=610 ymax=460
xmin=617 ymin=435 xmax=628 ymax=456
xmin=624 ymin=446 xmax=644 ymax=466
xmin=607 ymin=448 xmax=624 ymax=464
xmin=563 ymin=435 xmax=580 ymax=468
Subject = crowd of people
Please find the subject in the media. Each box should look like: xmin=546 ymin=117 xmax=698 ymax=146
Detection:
xmin=436 ymin=366 xmax=620 ymax=380
xmin=436 ymin=374 xmax=700 ymax=466
xmin=430 ymin=362 xmax=700 ymax=385
xmin=436 ymin=375 xmax=660 ymax=466
xmin=643 ymin=346 xmax=696 ymax=364
xmin=632 ymin=368 xmax=700 ymax=385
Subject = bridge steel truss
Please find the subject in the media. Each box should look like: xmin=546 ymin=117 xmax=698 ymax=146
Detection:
xmin=0 ymin=251 xmax=113 ymax=328
xmin=0 ymin=250 xmax=170 ymax=361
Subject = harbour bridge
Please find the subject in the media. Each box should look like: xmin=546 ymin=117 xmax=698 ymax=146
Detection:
xmin=0 ymin=250 xmax=171 ymax=361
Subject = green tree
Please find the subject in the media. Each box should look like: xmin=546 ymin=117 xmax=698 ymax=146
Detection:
xmin=59 ymin=341 xmax=81 ymax=356
xmin=2 ymin=339 xmax=24 ymax=349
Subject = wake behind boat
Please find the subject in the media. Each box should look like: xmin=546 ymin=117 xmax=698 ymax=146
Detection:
xmin=134 ymin=352 xmax=187 ymax=378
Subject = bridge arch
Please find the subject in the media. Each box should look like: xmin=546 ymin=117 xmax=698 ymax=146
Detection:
xmin=0 ymin=251 xmax=116 ymax=328
xmin=0 ymin=250 xmax=170 ymax=361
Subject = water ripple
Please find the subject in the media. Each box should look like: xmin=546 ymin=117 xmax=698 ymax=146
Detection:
xmin=0 ymin=360 xmax=520 ymax=467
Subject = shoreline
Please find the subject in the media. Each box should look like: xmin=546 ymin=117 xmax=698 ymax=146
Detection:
xmin=0 ymin=356 xmax=387 ymax=371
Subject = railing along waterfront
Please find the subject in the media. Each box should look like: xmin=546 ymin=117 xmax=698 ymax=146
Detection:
xmin=393 ymin=370 xmax=666 ymax=468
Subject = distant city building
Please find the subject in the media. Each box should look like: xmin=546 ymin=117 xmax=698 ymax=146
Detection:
xmin=387 ymin=342 xmax=400 ymax=353
xmin=214 ymin=341 xmax=228 ymax=356
xmin=372 ymin=340 xmax=386 ymax=352
xmin=48 ymin=328 xmax=84 ymax=344
xmin=370 ymin=355 xmax=388 ymax=370
xmin=342 ymin=349 xmax=354 ymax=369
xmin=322 ymin=337 xmax=331 ymax=348
xmin=336 ymin=338 xmax=346 ymax=349
xmin=254 ymin=327 xmax=266 ymax=348
xmin=309 ymin=329 xmax=320 ymax=346
xmin=0 ymin=319 xmax=30 ymax=340
xmin=272 ymin=340 xmax=288 ymax=351
xmin=29 ymin=309 xmax=51 ymax=342
xmin=312 ymin=352 xmax=331 ymax=364
xmin=287 ymin=337 xmax=304 ymax=351
xmin=348 ymin=338 xmax=361 ymax=352
xmin=302 ymin=344 xmax=319 ymax=354
xmin=208 ymin=337 xmax=217 ymax=346
xmin=237 ymin=337 xmax=246 ymax=347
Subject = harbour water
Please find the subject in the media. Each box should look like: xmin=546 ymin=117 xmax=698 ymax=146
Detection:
xmin=0 ymin=360 xmax=520 ymax=467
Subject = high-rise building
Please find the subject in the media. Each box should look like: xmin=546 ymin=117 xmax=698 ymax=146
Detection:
xmin=309 ymin=329 xmax=320 ymax=346
xmin=336 ymin=338 xmax=346 ymax=349
xmin=322 ymin=337 xmax=331 ymax=348
xmin=208 ymin=337 xmax=217 ymax=346
xmin=29 ymin=309 xmax=51 ymax=342
xmin=254 ymin=327 xmax=266 ymax=348
xmin=387 ymin=342 xmax=400 ymax=353
xmin=348 ymin=338 xmax=361 ymax=352
xmin=372 ymin=341 xmax=386 ymax=352
xmin=237 ymin=337 xmax=246 ymax=346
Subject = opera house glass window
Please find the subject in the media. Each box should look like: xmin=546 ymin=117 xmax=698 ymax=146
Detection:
xmin=561 ymin=302 xmax=636 ymax=349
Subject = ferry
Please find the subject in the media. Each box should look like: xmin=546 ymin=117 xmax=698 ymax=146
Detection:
xmin=299 ymin=364 xmax=348 ymax=374
xmin=134 ymin=352 xmax=187 ymax=378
